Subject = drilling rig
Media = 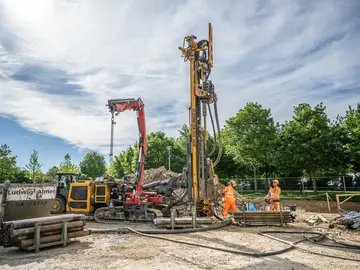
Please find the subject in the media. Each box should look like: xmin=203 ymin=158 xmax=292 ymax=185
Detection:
xmin=178 ymin=23 xmax=223 ymax=217
xmin=66 ymin=23 xmax=222 ymax=223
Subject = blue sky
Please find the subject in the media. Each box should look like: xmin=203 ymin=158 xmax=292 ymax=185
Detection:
xmin=1 ymin=0 xmax=360 ymax=171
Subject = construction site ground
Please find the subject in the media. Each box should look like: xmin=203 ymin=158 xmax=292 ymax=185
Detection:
xmin=1 ymin=210 xmax=359 ymax=270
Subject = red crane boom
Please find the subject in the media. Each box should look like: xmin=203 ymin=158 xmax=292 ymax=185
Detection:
xmin=107 ymin=98 xmax=162 ymax=204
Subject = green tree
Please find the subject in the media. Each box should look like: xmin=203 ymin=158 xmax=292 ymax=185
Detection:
xmin=109 ymin=155 xmax=125 ymax=178
xmin=13 ymin=167 xmax=32 ymax=183
xmin=214 ymin=131 xmax=244 ymax=178
xmin=131 ymin=143 xmax=139 ymax=173
xmin=109 ymin=145 xmax=137 ymax=178
xmin=176 ymin=124 xmax=190 ymax=155
xmin=279 ymin=103 xmax=343 ymax=192
xmin=344 ymin=103 xmax=360 ymax=172
xmin=79 ymin=151 xmax=107 ymax=179
xmin=59 ymin=154 xmax=79 ymax=173
xmin=46 ymin=166 xmax=59 ymax=180
xmin=34 ymin=171 xmax=47 ymax=183
xmin=121 ymin=146 xmax=135 ymax=175
xmin=145 ymin=131 xmax=185 ymax=172
xmin=25 ymin=149 xmax=42 ymax=181
xmin=223 ymin=102 xmax=278 ymax=178
xmin=0 ymin=144 xmax=17 ymax=181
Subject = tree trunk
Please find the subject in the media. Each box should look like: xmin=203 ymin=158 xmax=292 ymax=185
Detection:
xmin=310 ymin=172 xmax=318 ymax=193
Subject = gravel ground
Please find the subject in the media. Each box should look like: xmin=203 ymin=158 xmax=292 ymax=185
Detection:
xmin=1 ymin=219 xmax=359 ymax=270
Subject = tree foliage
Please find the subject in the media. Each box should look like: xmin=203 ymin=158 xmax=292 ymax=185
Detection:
xmin=46 ymin=166 xmax=59 ymax=180
xmin=109 ymin=146 xmax=137 ymax=178
xmin=25 ymin=149 xmax=42 ymax=182
xmin=13 ymin=167 xmax=32 ymax=183
xmin=79 ymin=151 xmax=107 ymax=179
xmin=0 ymin=144 xmax=17 ymax=181
xmin=2 ymin=101 xmax=360 ymax=191
xmin=344 ymin=104 xmax=360 ymax=172
xmin=223 ymin=102 xmax=278 ymax=178
xmin=145 ymin=131 xmax=186 ymax=172
xmin=58 ymin=154 xmax=79 ymax=173
xmin=278 ymin=103 xmax=344 ymax=191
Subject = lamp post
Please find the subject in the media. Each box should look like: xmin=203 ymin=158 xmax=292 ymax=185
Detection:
xmin=166 ymin=146 xmax=172 ymax=171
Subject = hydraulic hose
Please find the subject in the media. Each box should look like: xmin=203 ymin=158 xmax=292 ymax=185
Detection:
xmin=211 ymin=203 xmax=224 ymax=221
xmin=88 ymin=221 xmax=321 ymax=258
xmin=207 ymin=103 xmax=217 ymax=158
xmin=87 ymin=224 xmax=360 ymax=261
xmin=213 ymin=99 xmax=222 ymax=167
xmin=124 ymin=226 xmax=296 ymax=257
xmin=258 ymin=230 xmax=360 ymax=262
xmin=331 ymin=237 xmax=360 ymax=249
xmin=301 ymin=227 xmax=360 ymax=249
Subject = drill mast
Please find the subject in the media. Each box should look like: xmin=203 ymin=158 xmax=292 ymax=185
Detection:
xmin=179 ymin=23 xmax=222 ymax=209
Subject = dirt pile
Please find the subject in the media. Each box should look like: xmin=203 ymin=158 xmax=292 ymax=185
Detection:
xmin=123 ymin=166 xmax=181 ymax=184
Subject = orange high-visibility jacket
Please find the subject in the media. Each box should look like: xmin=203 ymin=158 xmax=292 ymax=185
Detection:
xmin=268 ymin=186 xmax=281 ymax=201
xmin=223 ymin=186 xmax=235 ymax=199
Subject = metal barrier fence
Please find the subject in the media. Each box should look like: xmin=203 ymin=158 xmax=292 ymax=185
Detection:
xmin=220 ymin=176 xmax=360 ymax=195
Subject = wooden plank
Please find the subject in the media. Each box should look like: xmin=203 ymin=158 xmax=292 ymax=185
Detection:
xmin=336 ymin=194 xmax=341 ymax=213
xmin=326 ymin=193 xmax=331 ymax=213
xmin=335 ymin=194 xmax=360 ymax=213
xmin=340 ymin=195 xmax=355 ymax=205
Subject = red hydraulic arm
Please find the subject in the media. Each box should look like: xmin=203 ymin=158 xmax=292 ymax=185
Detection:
xmin=107 ymin=98 xmax=162 ymax=204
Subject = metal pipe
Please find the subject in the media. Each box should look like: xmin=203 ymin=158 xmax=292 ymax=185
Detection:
xmin=19 ymin=229 xmax=90 ymax=248
xmin=109 ymin=113 xmax=115 ymax=163
xmin=11 ymin=220 xmax=85 ymax=237
xmin=3 ymin=214 xmax=85 ymax=229
xmin=11 ymin=227 xmax=84 ymax=243
xmin=154 ymin=217 xmax=214 ymax=226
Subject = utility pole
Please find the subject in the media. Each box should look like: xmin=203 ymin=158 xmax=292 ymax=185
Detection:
xmin=166 ymin=146 xmax=172 ymax=171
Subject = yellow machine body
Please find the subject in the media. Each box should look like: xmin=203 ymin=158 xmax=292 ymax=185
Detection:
xmin=66 ymin=180 xmax=95 ymax=215
xmin=66 ymin=180 xmax=115 ymax=215
xmin=94 ymin=183 xmax=111 ymax=204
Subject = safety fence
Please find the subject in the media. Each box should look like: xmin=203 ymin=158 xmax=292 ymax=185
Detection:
xmin=219 ymin=175 xmax=360 ymax=196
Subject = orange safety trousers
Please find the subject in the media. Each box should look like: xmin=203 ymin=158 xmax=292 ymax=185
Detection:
xmin=223 ymin=198 xmax=236 ymax=216
xmin=270 ymin=202 xmax=280 ymax=211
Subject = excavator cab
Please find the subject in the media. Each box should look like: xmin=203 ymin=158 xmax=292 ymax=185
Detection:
xmin=51 ymin=173 xmax=80 ymax=214
xmin=66 ymin=180 xmax=95 ymax=215
xmin=66 ymin=179 xmax=118 ymax=215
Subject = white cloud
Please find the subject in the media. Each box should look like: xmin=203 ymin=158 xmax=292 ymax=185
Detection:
xmin=0 ymin=0 xmax=359 ymax=156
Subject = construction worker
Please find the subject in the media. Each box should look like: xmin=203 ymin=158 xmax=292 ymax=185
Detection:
xmin=265 ymin=179 xmax=281 ymax=211
xmin=222 ymin=180 xmax=237 ymax=218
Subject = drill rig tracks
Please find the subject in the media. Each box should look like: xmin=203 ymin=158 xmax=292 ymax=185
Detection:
xmin=93 ymin=207 xmax=164 ymax=224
